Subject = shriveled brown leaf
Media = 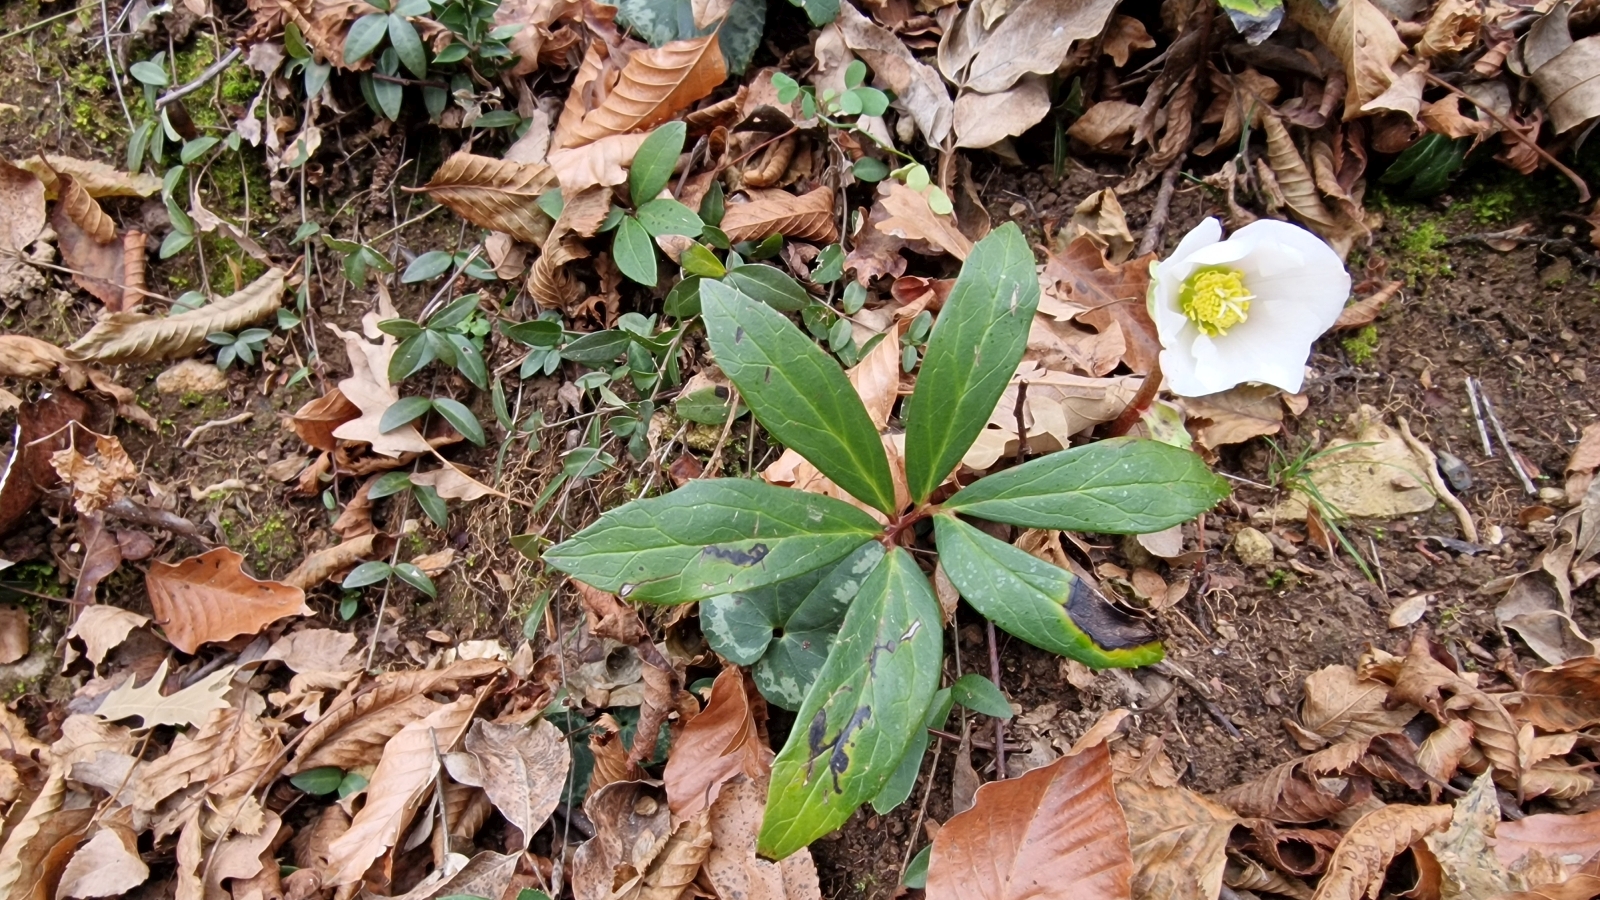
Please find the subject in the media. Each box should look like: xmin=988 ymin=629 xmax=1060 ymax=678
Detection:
xmin=1313 ymin=804 xmax=1452 ymax=900
xmin=281 ymin=533 xmax=389 ymax=591
xmin=1286 ymin=0 xmax=1405 ymax=119
xmin=622 ymin=811 xmax=713 ymax=900
xmin=705 ymin=775 xmax=821 ymax=900
xmin=410 ymin=461 xmax=504 ymax=500
xmin=53 ymin=175 xmax=145 ymax=313
xmin=1336 ymin=280 xmax=1402 ymax=330
xmin=1299 ymin=664 xmax=1419 ymax=744
xmin=942 ymin=0 xmax=1116 ymax=97
xmin=1102 ymin=14 xmax=1155 ymax=66
xmin=1495 ymin=808 xmax=1600 ymax=876
xmin=146 ymin=547 xmax=310 ymax=654
xmin=876 ymin=182 xmax=973 ymax=260
xmin=94 ymin=658 xmax=234 ymax=728
xmin=0 ymin=158 xmax=45 ymax=253
xmin=1418 ymin=0 xmax=1481 ymax=58
xmin=328 ymin=323 xmax=431 ymax=457
xmin=58 ymin=823 xmax=148 ymax=898
xmin=135 ymin=706 xmax=283 ymax=809
xmin=0 ymin=334 xmax=68 ymax=380
xmin=1183 ymin=384 xmax=1291 ymax=452
xmin=1417 ymin=719 xmax=1475 ymax=796
xmin=928 ymin=742 xmax=1132 ymax=900
xmin=290 ymin=388 xmax=360 ymax=453
xmin=1422 ymin=772 xmax=1519 ymax=899
xmin=953 ymin=76 xmax=1052 ymax=150
xmin=835 ymin=3 xmax=953 ymax=144
xmin=0 ymin=390 xmax=90 ymax=538
xmin=1389 ymin=635 xmax=1521 ymax=786
xmin=571 ymin=780 xmax=674 ymax=900
xmin=17 ymin=155 xmax=161 ymax=198
xmin=448 ymin=718 xmax=568 ymax=848
xmin=1042 ymin=237 xmax=1158 ymax=374
xmin=0 ymin=772 xmax=92 ymax=900
xmin=1120 ymin=776 xmax=1236 ymax=900
xmin=415 ymin=152 xmax=557 ymax=245
xmin=664 ymin=667 xmax=770 ymax=824
xmin=323 ymin=694 xmax=478 ymax=886
xmin=1067 ymin=101 xmax=1143 ymax=152
xmin=65 ymin=268 xmax=285 ymax=364
xmin=51 ymin=434 xmax=137 ymax=515
xmin=1217 ymin=749 xmax=1373 ymax=823
xmin=1263 ymin=115 xmax=1339 ymax=231
xmin=497 ymin=0 xmax=582 ymax=76
xmin=67 ymin=605 xmax=148 ymax=666
xmin=1066 ymin=189 xmax=1135 ymax=264
xmin=721 ymin=187 xmax=837 ymax=245
xmin=564 ymin=36 xmax=726 ymax=147
xmin=1507 ymin=656 xmax=1600 ymax=733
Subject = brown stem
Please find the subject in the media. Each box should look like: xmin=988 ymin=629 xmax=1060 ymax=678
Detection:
xmin=1423 ymin=71 xmax=1590 ymax=203
xmin=987 ymin=619 xmax=1006 ymax=779
xmin=1105 ymin=361 xmax=1163 ymax=438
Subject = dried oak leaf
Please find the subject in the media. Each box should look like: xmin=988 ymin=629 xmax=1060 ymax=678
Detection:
xmin=1312 ymin=804 xmax=1452 ymax=900
xmin=1507 ymin=656 xmax=1600 ymax=733
xmin=414 ymin=152 xmax=557 ymax=245
xmin=1042 ymin=236 xmax=1159 ymax=374
xmin=1120 ymin=776 xmax=1237 ymax=899
xmin=721 ymin=187 xmax=837 ymax=245
xmin=94 ymin=658 xmax=234 ymax=728
xmin=17 ymin=155 xmax=161 ymax=198
xmin=1102 ymin=14 xmax=1156 ymax=66
xmin=664 ymin=667 xmax=770 ymax=824
xmin=323 ymin=694 xmax=478 ymax=886
xmin=146 ymin=546 xmax=311 ymax=654
xmin=65 ymin=267 xmax=284 ymax=364
xmin=927 ymin=742 xmax=1133 ymax=900
xmin=565 ymin=35 xmax=727 ymax=147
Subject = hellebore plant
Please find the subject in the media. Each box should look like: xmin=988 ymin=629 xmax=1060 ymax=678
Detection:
xmin=1149 ymin=218 xmax=1351 ymax=397
xmin=522 ymin=223 xmax=1228 ymax=859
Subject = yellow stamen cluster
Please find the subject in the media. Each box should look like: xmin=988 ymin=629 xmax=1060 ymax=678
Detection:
xmin=1179 ymin=267 xmax=1253 ymax=337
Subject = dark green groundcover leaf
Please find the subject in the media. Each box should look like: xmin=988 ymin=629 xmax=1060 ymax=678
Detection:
xmin=702 ymin=280 xmax=897 ymax=516
xmin=759 ymin=548 xmax=942 ymax=860
xmin=532 ymin=478 xmax=880 ymax=604
xmin=702 ymin=542 xmax=886 ymax=710
xmin=870 ymin=686 xmax=951 ymax=815
xmin=610 ymin=0 xmax=766 ymax=73
xmin=942 ymin=436 xmax=1228 ymax=534
xmin=933 ymin=513 xmax=1164 ymax=669
xmin=902 ymin=222 xmax=1039 ymax=504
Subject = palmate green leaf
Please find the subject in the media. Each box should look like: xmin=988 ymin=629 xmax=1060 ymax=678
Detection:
xmin=535 ymin=478 xmax=880 ymax=604
xmin=942 ymin=437 xmax=1228 ymax=533
xmin=702 ymin=542 xmax=885 ymax=710
xmin=933 ymin=513 xmax=1163 ymax=669
xmin=613 ymin=216 xmax=659 ymax=286
xmin=759 ymin=548 xmax=942 ymax=859
xmin=902 ymin=222 xmax=1039 ymax=503
xmin=630 ymin=122 xmax=686 ymax=207
xmin=701 ymin=280 xmax=896 ymax=516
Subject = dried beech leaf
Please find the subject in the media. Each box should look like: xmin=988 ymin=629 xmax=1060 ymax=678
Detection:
xmin=18 ymin=155 xmax=161 ymax=199
xmin=664 ymin=667 xmax=771 ymax=824
xmin=567 ymin=35 xmax=727 ymax=147
xmin=927 ymin=742 xmax=1133 ymax=900
xmin=1389 ymin=636 xmax=1521 ymax=786
xmin=416 ymin=152 xmax=557 ymax=245
xmin=65 ymin=268 xmax=285 ymax=364
xmin=1120 ymin=777 xmax=1237 ymax=899
xmin=0 ymin=158 xmax=45 ymax=252
xmin=1298 ymin=664 xmax=1419 ymax=743
xmin=721 ymin=187 xmax=837 ymax=244
xmin=1286 ymin=0 xmax=1405 ymax=119
xmin=58 ymin=824 xmax=148 ymax=898
xmin=146 ymin=546 xmax=311 ymax=654
xmin=290 ymin=388 xmax=361 ymax=452
xmin=1312 ymin=804 xmax=1452 ymax=900
xmin=0 ymin=335 xmax=68 ymax=380
xmin=1263 ymin=115 xmax=1338 ymax=230
xmin=705 ymin=775 xmax=822 ymax=900
xmin=1507 ymin=656 xmax=1600 ymax=733
xmin=452 ymin=718 xmax=569 ymax=847
xmin=876 ymin=183 xmax=973 ymax=260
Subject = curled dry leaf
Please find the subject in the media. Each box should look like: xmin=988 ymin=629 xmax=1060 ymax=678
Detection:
xmin=146 ymin=547 xmax=311 ymax=654
xmin=1388 ymin=635 xmax=1521 ymax=786
xmin=1312 ymin=804 xmax=1452 ymax=900
xmin=17 ymin=155 xmax=161 ymax=198
xmin=1286 ymin=0 xmax=1405 ymax=120
xmin=664 ymin=667 xmax=770 ymax=824
xmin=0 ymin=334 xmax=68 ymax=380
xmin=1068 ymin=101 xmax=1143 ymax=152
xmin=57 ymin=823 xmax=148 ymax=899
xmin=927 ymin=742 xmax=1133 ymax=900
xmin=1335 ymin=280 xmax=1403 ymax=330
xmin=415 ymin=153 xmax=557 ymax=245
xmin=323 ymin=694 xmax=478 ymax=886
xmin=1043 ymin=237 xmax=1159 ymax=374
xmin=721 ymin=187 xmax=838 ymax=245
xmin=565 ymin=35 xmax=727 ymax=147
xmin=706 ymin=775 xmax=822 ymax=900
xmin=835 ymin=3 xmax=953 ymax=144
xmin=1119 ymin=776 xmax=1237 ymax=899
xmin=67 ymin=605 xmax=149 ymax=666
xmin=876 ymin=182 xmax=973 ymax=260
xmin=65 ymin=268 xmax=285 ymax=364
xmin=571 ymin=780 xmax=674 ymax=900
xmin=52 ymin=175 xmax=146 ymax=313
xmin=409 ymin=461 xmax=503 ymax=500
xmin=290 ymin=387 xmax=361 ymax=453
xmin=282 ymin=533 xmax=390 ymax=590
xmin=51 ymin=434 xmax=137 ymax=515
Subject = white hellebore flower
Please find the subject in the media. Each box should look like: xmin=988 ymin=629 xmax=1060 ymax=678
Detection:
xmin=1149 ymin=217 xmax=1350 ymax=397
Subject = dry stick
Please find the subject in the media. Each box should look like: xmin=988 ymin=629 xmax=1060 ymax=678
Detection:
xmin=181 ymin=411 xmax=253 ymax=448
xmin=156 ymin=45 xmax=243 ymax=109
xmin=986 ymin=620 xmax=1006 ymax=779
xmin=1466 ymin=377 xmax=1494 ymax=457
xmin=1424 ymin=72 xmax=1591 ymax=203
xmin=1397 ymin=417 xmax=1479 ymax=543
xmin=1152 ymin=660 xmax=1243 ymax=740
xmin=1479 ymin=390 xmax=1539 ymax=495
xmin=898 ymin=735 xmax=944 ymax=884
xmin=1138 ymin=152 xmax=1189 ymax=257
xmin=703 ymin=387 xmax=743 ymax=478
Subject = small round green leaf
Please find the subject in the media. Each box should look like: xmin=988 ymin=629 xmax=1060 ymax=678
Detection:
xmin=342 ymin=560 xmax=393 ymax=589
xmin=950 ymin=673 xmax=1013 ymax=719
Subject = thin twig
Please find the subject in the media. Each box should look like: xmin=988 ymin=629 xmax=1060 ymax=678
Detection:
xmin=1138 ymin=153 xmax=1188 ymax=257
xmin=703 ymin=388 xmax=743 ymax=479
xmin=1397 ymin=417 xmax=1479 ymax=543
xmin=1424 ymin=72 xmax=1590 ymax=203
xmin=156 ymin=45 xmax=243 ymax=109
xmin=1153 ymin=660 xmax=1244 ymax=740
xmin=100 ymin=0 xmax=134 ymax=135
xmin=986 ymin=620 xmax=1006 ymax=779
xmin=181 ymin=412 xmax=253 ymax=449
xmin=1466 ymin=377 xmax=1494 ymax=457
xmin=898 ymin=732 xmax=943 ymax=884
xmin=1012 ymin=381 xmax=1029 ymax=466
xmin=1479 ymin=390 xmax=1538 ymax=495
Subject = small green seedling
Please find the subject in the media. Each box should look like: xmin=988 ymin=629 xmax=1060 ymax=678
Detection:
xmin=522 ymin=222 xmax=1228 ymax=859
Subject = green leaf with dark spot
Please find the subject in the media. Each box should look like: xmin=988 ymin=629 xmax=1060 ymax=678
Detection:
xmin=535 ymin=478 xmax=880 ymax=604
xmin=759 ymin=548 xmax=941 ymax=858
xmin=933 ymin=513 xmax=1164 ymax=669
xmin=344 ymin=13 xmax=388 ymax=64
xmin=674 ymin=383 xmax=744 ymax=425
xmin=636 ymin=197 xmax=704 ymax=237
xmin=701 ymin=280 xmax=896 ymax=516
xmin=433 ymin=397 xmax=485 ymax=446
xmin=630 ymin=121 xmax=687 ymax=206
xmin=902 ymin=222 xmax=1039 ymax=503
xmin=702 ymin=542 xmax=885 ymax=710
xmin=613 ymin=216 xmax=659 ymax=286
xmin=722 ymin=264 xmax=809 ymax=311
xmin=950 ymin=673 xmax=1013 ymax=719
xmin=942 ymin=437 xmax=1227 ymax=533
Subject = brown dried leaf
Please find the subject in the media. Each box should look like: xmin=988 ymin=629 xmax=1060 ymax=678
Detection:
xmin=1417 ymin=719 xmax=1475 ymax=796
xmin=664 ymin=668 xmax=770 ymax=824
xmin=58 ymin=824 xmax=148 ymax=898
xmin=67 ymin=604 xmax=148 ymax=666
xmin=1495 ymin=808 xmax=1600 ymax=875
xmin=1335 ymin=280 xmax=1402 ymax=330
xmin=52 ymin=175 xmax=145 ymax=313
xmin=1067 ymin=101 xmax=1143 ymax=152
xmin=1390 ymin=635 xmax=1521 ymax=786
xmin=626 ymin=811 xmax=713 ymax=900
xmin=1183 ymin=384 xmax=1290 ymax=452
xmin=928 ymin=742 xmax=1132 ymax=900
xmin=17 ymin=155 xmax=161 ymax=198
xmin=571 ymin=780 xmax=673 ymax=900
xmin=94 ymin=658 xmax=234 ymax=728
xmin=451 ymin=718 xmax=569 ymax=848
xmin=323 ymin=694 xmax=478 ymax=886
xmin=146 ymin=547 xmax=310 ymax=654
xmin=65 ymin=268 xmax=285 ymax=364
xmin=282 ymin=533 xmax=389 ymax=591
xmin=409 ymin=461 xmax=503 ymax=500
xmin=705 ymin=776 xmax=822 ymax=900
xmin=1299 ymin=664 xmax=1419 ymax=743
xmin=415 ymin=152 xmax=557 ymax=245
xmin=1313 ymin=804 xmax=1453 ymax=900
xmin=876 ymin=182 xmax=973 ymax=260
xmin=1507 ymin=656 xmax=1600 ymax=733
xmin=135 ymin=706 xmax=283 ymax=809
xmin=264 ymin=628 xmax=360 ymax=674
xmin=1286 ymin=0 xmax=1405 ymax=119
xmin=51 ymin=434 xmax=137 ymax=515
xmin=0 ymin=334 xmax=68 ymax=380
xmin=1217 ymin=752 xmax=1373 ymax=823
xmin=836 ymin=2 xmax=953 ymax=143
xmin=1042 ymin=237 xmax=1158 ymax=374
xmin=1102 ymin=14 xmax=1155 ymax=66
xmin=290 ymin=388 xmax=361 ymax=453
xmin=1120 ymin=776 xmax=1237 ymax=900
xmin=1418 ymin=0 xmax=1482 ymax=59
xmin=1564 ymin=422 xmax=1600 ymax=502
xmin=565 ymin=36 xmax=727 ymax=147
xmin=0 ymin=158 xmax=45 ymax=253
xmin=328 ymin=324 xmax=431 ymax=457
xmin=1263 ymin=115 xmax=1338 ymax=231
xmin=721 ymin=187 xmax=837 ymax=245
xmin=952 ymin=77 xmax=1052 ymax=149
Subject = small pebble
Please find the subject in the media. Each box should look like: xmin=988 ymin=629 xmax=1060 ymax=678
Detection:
xmin=1232 ymin=527 xmax=1274 ymax=567
xmin=1436 ymin=451 xmax=1472 ymax=492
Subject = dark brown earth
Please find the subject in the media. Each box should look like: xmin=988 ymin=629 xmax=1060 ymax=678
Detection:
xmin=2 ymin=2 xmax=1599 ymax=898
